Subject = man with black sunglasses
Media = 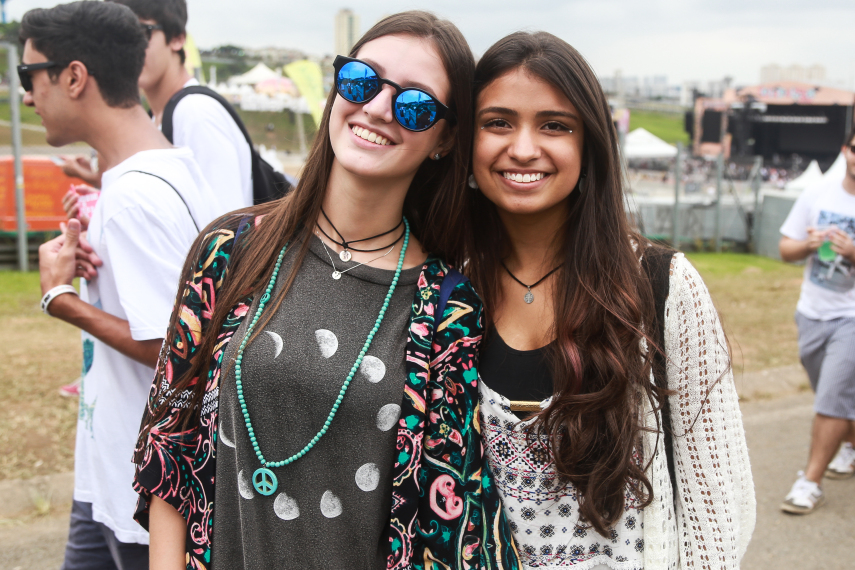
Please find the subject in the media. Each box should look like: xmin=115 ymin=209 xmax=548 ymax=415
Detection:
xmin=779 ymin=124 xmax=855 ymax=515
xmin=20 ymin=2 xmax=222 ymax=568
xmin=106 ymin=0 xmax=253 ymax=212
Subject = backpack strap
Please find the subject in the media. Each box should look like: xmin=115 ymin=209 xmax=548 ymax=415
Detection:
xmin=436 ymin=267 xmax=468 ymax=322
xmin=641 ymin=247 xmax=677 ymax=499
xmin=123 ymin=170 xmax=199 ymax=232
xmin=161 ymin=86 xmax=254 ymax=149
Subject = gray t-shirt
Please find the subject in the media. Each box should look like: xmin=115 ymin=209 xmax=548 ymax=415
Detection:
xmin=212 ymin=235 xmax=420 ymax=569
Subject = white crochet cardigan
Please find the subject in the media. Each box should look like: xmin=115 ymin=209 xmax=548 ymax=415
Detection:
xmin=641 ymin=252 xmax=755 ymax=569
xmin=482 ymin=252 xmax=755 ymax=569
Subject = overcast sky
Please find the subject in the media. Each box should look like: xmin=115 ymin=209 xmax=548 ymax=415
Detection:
xmin=8 ymin=0 xmax=855 ymax=87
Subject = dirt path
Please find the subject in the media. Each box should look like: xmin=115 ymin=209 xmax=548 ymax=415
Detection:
xmin=0 ymin=504 xmax=69 ymax=570
xmin=1 ymin=390 xmax=852 ymax=569
xmin=741 ymin=392 xmax=855 ymax=569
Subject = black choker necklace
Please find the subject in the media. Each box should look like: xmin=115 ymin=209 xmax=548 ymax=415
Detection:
xmin=319 ymin=208 xmax=404 ymax=261
xmin=501 ymin=261 xmax=563 ymax=304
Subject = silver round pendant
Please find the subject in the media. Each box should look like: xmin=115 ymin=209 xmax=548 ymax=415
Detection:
xmin=332 ymin=271 xmax=342 ymax=280
xmin=339 ymin=250 xmax=352 ymax=262
xmin=524 ymin=291 xmax=534 ymax=304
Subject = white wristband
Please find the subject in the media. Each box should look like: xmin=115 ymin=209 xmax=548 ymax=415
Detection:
xmin=40 ymin=285 xmax=79 ymax=316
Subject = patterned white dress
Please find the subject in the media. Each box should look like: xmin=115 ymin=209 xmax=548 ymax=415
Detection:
xmin=480 ymin=383 xmax=644 ymax=569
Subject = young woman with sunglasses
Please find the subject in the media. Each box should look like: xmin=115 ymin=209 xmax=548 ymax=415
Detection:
xmin=133 ymin=12 xmax=518 ymax=569
xmin=461 ymin=32 xmax=755 ymax=569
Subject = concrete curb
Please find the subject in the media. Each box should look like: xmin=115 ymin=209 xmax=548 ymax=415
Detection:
xmin=0 ymin=472 xmax=74 ymax=519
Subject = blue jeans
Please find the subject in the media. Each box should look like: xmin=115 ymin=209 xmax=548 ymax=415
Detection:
xmin=60 ymin=500 xmax=149 ymax=570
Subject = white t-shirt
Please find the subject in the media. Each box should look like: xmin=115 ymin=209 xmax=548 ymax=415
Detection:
xmin=780 ymin=176 xmax=855 ymax=320
xmin=75 ymin=147 xmax=222 ymax=544
xmin=170 ymin=78 xmax=253 ymax=212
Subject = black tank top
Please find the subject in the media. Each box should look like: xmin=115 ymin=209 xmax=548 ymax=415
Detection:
xmin=479 ymin=331 xmax=553 ymax=404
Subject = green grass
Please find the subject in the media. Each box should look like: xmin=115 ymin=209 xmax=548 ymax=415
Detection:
xmin=234 ymin=108 xmax=317 ymax=154
xmin=686 ymin=252 xmax=804 ymax=372
xmin=0 ymin=271 xmax=42 ymax=316
xmin=0 ymin=100 xmax=42 ymax=126
xmin=0 ymin=100 xmax=316 ymax=153
xmin=629 ymin=110 xmax=689 ymax=145
xmin=0 ymin=271 xmax=80 ymax=480
xmin=687 ymin=252 xmax=793 ymax=277
xmin=0 ymin=100 xmax=51 ymax=146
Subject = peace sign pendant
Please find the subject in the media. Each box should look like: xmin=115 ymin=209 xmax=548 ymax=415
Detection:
xmin=253 ymin=467 xmax=278 ymax=495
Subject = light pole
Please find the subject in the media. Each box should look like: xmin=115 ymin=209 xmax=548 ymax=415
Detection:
xmin=1 ymin=41 xmax=27 ymax=270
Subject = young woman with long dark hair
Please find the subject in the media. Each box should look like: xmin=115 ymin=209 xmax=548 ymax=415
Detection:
xmin=461 ymin=32 xmax=755 ymax=569
xmin=132 ymin=12 xmax=519 ymax=569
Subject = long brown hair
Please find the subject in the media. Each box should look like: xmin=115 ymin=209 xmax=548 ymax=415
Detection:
xmin=463 ymin=32 xmax=665 ymax=536
xmin=137 ymin=11 xmax=475 ymax=443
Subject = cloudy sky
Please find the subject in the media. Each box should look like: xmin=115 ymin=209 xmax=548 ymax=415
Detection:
xmin=8 ymin=0 xmax=855 ymax=87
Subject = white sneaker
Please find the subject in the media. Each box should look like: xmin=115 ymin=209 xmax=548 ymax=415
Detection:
xmin=781 ymin=472 xmax=825 ymax=515
xmin=825 ymin=442 xmax=855 ymax=480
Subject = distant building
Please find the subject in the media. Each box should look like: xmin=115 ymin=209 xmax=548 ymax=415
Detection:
xmin=600 ymin=71 xmax=676 ymax=101
xmin=690 ymin=81 xmax=855 ymax=165
xmin=681 ymin=81 xmax=702 ymax=107
xmin=335 ymin=9 xmax=360 ymax=57
xmin=761 ymin=64 xmax=826 ymax=84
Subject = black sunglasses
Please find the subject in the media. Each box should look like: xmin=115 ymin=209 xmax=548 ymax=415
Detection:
xmin=142 ymin=23 xmax=164 ymax=41
xmin=17 ymin=61 xmax=60 ymax=92
xmin=333 ymin=55 xmax=452 ymax=132
xmin=849 ymin=144 xmax=855 ymax=154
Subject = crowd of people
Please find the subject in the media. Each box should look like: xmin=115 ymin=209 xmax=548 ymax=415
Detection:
xmin=22 ymin=0 xmax=853 ymax=568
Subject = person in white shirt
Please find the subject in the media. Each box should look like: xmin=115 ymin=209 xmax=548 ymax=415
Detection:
xmin=59 ymin=0 xmax=253 ymax=212
xmin=779 ymin=126 xmax=855 ymax=514
xmin=22 ymin=2 xmax=222 ymax=568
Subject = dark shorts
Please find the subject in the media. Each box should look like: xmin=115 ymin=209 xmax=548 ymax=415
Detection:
xmin=796 ymin=312 xmax=855 ymax=420
xmin=60 ymin=500 xmax=148 ymax=570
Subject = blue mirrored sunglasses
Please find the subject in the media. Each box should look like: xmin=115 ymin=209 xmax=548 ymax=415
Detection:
xmin=333 ymin=56 xmax=452 ymax=132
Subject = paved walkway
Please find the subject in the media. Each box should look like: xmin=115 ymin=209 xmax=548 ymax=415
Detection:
xmin=1 ymin=388 xmax=852 ymax=569
xmin=740 ymin=391 xmax=854 ymax=569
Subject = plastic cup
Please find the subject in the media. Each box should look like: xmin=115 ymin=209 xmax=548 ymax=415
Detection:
xmin=818 ymin=240 xmax=836 ymax=262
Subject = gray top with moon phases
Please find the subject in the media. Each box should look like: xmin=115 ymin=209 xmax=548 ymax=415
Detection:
xmin=211 ymin=234 xmax=420 ymax=569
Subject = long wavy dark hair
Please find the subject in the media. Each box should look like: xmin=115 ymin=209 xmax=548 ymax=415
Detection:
xmin=462 ymin=31 xmax=668 ymax=536
xmin=135 ymin=11 xmax=475 ymax=444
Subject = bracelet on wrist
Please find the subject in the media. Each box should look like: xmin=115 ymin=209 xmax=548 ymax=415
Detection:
xmin=40 ymin=284 xmax=79 ymax=316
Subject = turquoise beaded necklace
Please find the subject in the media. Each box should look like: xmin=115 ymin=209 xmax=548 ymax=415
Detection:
xmin=234 ymin=219 xmax=411 ymax=496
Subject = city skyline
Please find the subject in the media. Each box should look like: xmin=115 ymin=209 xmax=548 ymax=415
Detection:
xmin=8 ymin=0 xmax=855 ymax=88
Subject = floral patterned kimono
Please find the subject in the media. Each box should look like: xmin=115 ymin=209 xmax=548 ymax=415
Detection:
xmin=132 ymin=215 xmax=521 ymax=570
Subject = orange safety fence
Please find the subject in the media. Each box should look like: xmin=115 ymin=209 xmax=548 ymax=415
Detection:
xmin=0 ymin=156 xmax=84 ymax=233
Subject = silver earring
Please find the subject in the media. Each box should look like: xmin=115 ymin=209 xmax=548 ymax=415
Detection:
xmin=468 ymin=175 xmax=479 ymax=189
xmin=433 ymin=153 xmax=442 ymax=161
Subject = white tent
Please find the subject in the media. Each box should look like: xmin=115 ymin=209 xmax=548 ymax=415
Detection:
xmin=228 ymin=63 xmax=279 ymax=86
xmin=822 ymin=152 xmax=847 ymax=183
xmin=785 ymin=160 xmax=823 ymax=191
xmin=623 ymin=128 xmax=678 ymax=159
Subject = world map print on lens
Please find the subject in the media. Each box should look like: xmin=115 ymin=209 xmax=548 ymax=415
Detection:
xmin=811 ymin=210 xmax=855 ymax=293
